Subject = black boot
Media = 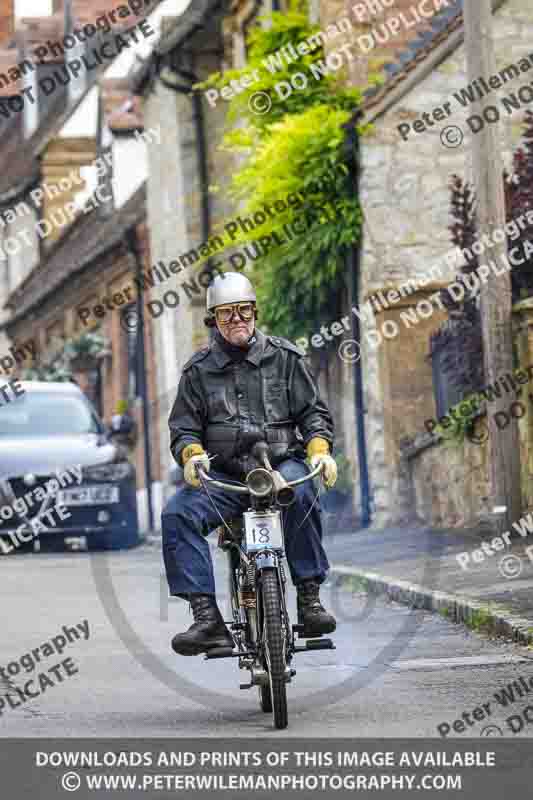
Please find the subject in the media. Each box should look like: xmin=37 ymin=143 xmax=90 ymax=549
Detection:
xmin=171 ymin=594 xmax=234 ymax=656
xmin=297 ymin=579 xmax=336 ymax=636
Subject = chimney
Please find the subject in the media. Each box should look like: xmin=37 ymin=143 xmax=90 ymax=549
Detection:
xmin=18 ymin=13 xmax=67 ymax=137
xmin=0 ymin=0 xmax=14 ymax=46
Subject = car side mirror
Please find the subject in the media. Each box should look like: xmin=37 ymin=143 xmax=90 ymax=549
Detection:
xmin=108 ymin=413 xmax=136 ymax=443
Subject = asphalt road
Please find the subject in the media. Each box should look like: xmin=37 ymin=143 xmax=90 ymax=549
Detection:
xmin=1 ymin=539 xmax=533 ymax=738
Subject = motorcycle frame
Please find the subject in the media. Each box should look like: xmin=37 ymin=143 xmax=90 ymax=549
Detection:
xmin=220 ymin=512 xmax=294 ymax=685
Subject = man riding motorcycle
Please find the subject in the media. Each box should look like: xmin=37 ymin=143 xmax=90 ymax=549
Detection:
xmin=162 ymin=272 xmax=339 ymax=656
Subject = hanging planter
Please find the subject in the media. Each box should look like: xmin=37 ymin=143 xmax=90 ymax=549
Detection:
xmin=65 ymin=332 xmax=108 ymax=372
xmin=63 ymin=332 xmax=108 ymax=363
xmin=21 ymin=332 xmax=109 ymax=381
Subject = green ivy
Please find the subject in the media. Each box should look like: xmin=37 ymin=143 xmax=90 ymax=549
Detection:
xmin=198 ymin=3 xmax=371 ymax=339
xmin=434 ymin=393 xmax=483 ymax=445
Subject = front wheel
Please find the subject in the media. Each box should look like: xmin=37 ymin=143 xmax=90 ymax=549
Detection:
xmin=258 ymin=683 xmax=272 ymax=713
xmin=260 ymin=567 xmax=288 ymax=729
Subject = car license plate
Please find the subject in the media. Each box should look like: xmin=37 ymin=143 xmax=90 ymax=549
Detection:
xmin=56 ymin=485 xmax=119 ymax=506
xmin=243 ymin=511 xmax=283 ymax=551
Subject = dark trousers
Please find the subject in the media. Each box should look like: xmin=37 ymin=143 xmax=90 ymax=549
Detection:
xmin=161 ymin=458 xmax=329 ymax=598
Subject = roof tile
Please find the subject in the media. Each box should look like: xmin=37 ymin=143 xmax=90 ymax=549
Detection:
xmin=361 ymin=0 xmax=463 ymax=112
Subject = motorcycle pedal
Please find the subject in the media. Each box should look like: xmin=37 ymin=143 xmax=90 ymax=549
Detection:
xmin=204 ymin=646 xmax=235 ymax=659
xmin=306 ymin=638 xmax=335 ymax=650
xmin=293 ymin=638 xmax=335 ymax=653
xmin=292 ymin=624 xmax=324 ymax=639
xmin=292 ymin=624 xmax=306 ymax=636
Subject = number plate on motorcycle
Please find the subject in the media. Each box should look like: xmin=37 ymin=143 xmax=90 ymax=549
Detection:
xmin=243 ymin=511 xmax=283 ymax=551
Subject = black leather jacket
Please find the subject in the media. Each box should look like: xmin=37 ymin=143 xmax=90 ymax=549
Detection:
xmin=168 ymin=328 xmax=334 ymax=478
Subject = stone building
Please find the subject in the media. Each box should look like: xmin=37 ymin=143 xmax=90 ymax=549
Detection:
xmin=346 ymin=0 xmax=533 ymax=528
xmin=126 ymin=0 xmax=533 ymax=530
xmin=129 ymin=0 xmax=369 ymax=514
xmin=128 ymin=0 xmax=450 ymax=526
xmin=259 ymin=0 xmax=533 ymax=531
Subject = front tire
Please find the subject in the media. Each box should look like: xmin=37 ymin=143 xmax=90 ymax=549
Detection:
xmin=258 ymin=683 xmax=272 ymax=713
xmin=261 ymin=568 xmax=288 ymax=729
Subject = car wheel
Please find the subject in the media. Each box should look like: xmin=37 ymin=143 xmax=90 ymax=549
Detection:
xmin=87 ymin=532 xmax=111 ymax=551
xmin=38 ymin=534 xmax=66 ymax=553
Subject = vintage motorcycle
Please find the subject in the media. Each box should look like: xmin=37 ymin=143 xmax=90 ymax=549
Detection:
xmin=196 ymin=442 xmax=335 ymax=730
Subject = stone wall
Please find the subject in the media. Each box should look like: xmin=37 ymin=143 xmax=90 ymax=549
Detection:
xmin=314 ymin=0 xmax=454 ymax=525
xmin=406 ymin=428 xmax=491 ymax=530
xmin=354 ymin=0 xmax=533 ymax=525
xmin=405 ymin=295 xmax=533 ymax=529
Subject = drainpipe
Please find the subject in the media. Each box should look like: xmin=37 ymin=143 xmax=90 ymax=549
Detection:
xmin=344 ymin=122 xmax=371 ymax=528
xmin=125 ymin=227 xmax=155 ymax=534
xmin=159 ymin=60 xmax=211 ymax=250
xmin=157 ymin=0 xmax=262 ymax=256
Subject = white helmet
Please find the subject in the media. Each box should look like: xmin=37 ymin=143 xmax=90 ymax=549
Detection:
xmin=206 ymin=272 xmax=256 ymax=312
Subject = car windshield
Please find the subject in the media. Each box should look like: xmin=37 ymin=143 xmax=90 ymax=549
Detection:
xmin=0 ymin=390 xmax=103 ymax=437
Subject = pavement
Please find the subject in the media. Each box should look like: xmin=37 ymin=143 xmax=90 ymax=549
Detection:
xmin=324 ymin=516 xmax=533 ymax=647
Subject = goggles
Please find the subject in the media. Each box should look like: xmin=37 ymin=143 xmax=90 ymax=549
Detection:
xmin=214 ymin=302 xmax=255 ymax=325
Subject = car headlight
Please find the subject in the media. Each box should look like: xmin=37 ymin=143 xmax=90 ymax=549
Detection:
xmin=83 ymin=461 xmax=134 ymax=481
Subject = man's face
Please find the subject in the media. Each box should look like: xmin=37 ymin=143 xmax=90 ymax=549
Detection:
xmin=215 ymin=303 xmax=255 ymax=348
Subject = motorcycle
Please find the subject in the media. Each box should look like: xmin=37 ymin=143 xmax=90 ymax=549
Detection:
xmin=196 ymin=442 xmax=335 ymax=730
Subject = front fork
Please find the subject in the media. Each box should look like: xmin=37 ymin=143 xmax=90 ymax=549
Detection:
xmin=255 ymin=551 xmax=293 ymax=683
xmin=227 ymin=546 xmax=294 ymax=688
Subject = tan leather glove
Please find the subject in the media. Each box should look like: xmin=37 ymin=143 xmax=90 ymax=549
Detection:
xmin=306 ymin=437 xmax=338 ymax=489
xmin=182 ymin=444 xmax=210 ymax=488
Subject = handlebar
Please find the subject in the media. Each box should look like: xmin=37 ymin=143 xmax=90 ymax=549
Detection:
xmin=196 ymin=461 xmax=324 ymax=494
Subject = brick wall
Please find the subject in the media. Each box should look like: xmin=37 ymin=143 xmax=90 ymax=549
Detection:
xmin=20 ymin=14 xmax=66 ymax=64
xmin=0 ymin=0 xmax=13 ymax=45
xmin=0 ymin=50 xmax=22 ymax=96
xmin=71 ymin=0 xmax=157 ymax=27
xmin=50 ymin=0 xmax=157 ymax=29
xmin=5 ymin=229 xmax=162 ymax=492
